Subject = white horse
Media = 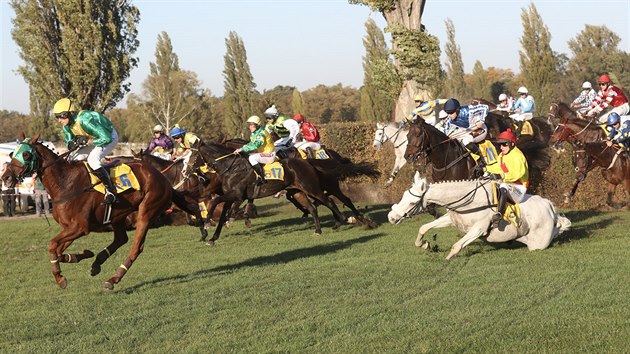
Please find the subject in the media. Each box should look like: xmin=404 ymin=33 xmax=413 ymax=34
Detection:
xmin=388 ymin=173 xmax=571 ymax=259
xmin=373 ymin=122 xmax=409 ymax=186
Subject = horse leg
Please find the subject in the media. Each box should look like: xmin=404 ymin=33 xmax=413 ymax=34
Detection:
xmin=285 ymin=191 xmax=310 ymax=218
xmin=446 ymin=221 xmax=489 ymax=260
xmin=606 ymin=183 xmax=626 ymax=209
xmin=48 ymin=228 xmax=86 ymax=288
xmin=91 ymin=221 xmax=129 ymax=277
xmin=416 ymin=213 xmax=452 ymax=250
xmin=292 ymin=191 xmax=322 ymax=235
xmin=326 ymin=182 xmax=378 ymax=229
xmin=305 ymin=190 xmax=346 ymax=231
xmin=207 ymin=200 xmax=233 ymax=246
xmin=171 ymin=189 xmax=209 ymax=241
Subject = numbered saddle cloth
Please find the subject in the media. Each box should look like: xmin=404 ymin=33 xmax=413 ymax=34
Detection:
xmin=84 ymin=162 xmax=141 ymax=194
xmin=470 ymin=140 xmax=503 ymax=174
xmin=297 ymin=148 xmax=330 ymax=159
xmin=263 ymin=161 xmax=285 ymax=181
xmin=513 ymin=121 xmax=534 ymax=136
xmin=492 ymin=182 xmax=522 ymax=228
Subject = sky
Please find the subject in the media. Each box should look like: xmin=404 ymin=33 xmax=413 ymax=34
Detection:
xmin=1 ymin=0 xmax=629 ymax=114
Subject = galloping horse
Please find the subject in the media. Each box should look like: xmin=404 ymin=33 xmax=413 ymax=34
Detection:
xmin=200 ymin=143 xmax=349 ymax=245
xmin=2 ymin=134 xmax=207 ymax=290
xmin=388 ymin=173 xmax=571 ymax=259
xmin=573 ymin=142 xmax=630 ymax=208
xmin=373 ymin=122 xmax=408 ymax=186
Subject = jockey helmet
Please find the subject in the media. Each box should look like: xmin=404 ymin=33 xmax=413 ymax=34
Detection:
xmin=170 ymin=125 xmax=186 ymax=139
xmin=496 ymin=128 xmax=517 ymax=144
xmin=498 ymin=93 xmax=508 ymax=101
xmin=517 ymin=87 xmax=528 ymax=94
xmin=597 ymin=74 xmax=612 ymax=84
xmin=582 ymin=81 xmax=592 ymax=89
xmin=246 ymin=115 xmax=262 ymax=126
xmin=414 ymin=94 xmax=425 ymax=102
xmin=607 ymin=112 xmax=621 ymax=126
xmin=53 ymin=98 xmax=76 ymax=116
xmin=438 ymin=110 xmax=448 ymax=120
xmin=264 ymin=105 xmax=279 ymax=119
xmin=293 ymin=114 xmax=305 ymax=123
xmin=443 ymin=98 xmax=461 ymax=114
xmin=153 ymin=124 xmax=164 ymax=133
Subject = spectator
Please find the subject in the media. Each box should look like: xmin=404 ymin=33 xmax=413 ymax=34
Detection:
xmin=32 ymin=172 xmax=51 ymax=217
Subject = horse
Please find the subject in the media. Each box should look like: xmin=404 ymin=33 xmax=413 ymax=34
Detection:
xmin=573 ymin=142 xmax=630 ymax=209
xmin=199 ymin=143 xmax=350 ymax=245
xmin=388 ymin=173 xmax=571 ymax=259
xmin=372 ymin=122 xmax=408 ymax=186
xmin=2 ymin=134 xmax=208 ymax=290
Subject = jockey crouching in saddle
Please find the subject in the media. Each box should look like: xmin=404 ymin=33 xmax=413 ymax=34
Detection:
xmin=233 ymin=115 xmax=276 ymax=185
xmin=293 ymin=114 xmax=321 ymax=159
xmin=491 ymin=129 xmax=529 ymax=228
xmin=509 ymin=87 xmax=535 ymax=137
xmin=406 ymin=94 xmax=447 ymax=126
xmin=571 ymin=81 xmax=597 ymax=118
xmin=170 ymin=125 xmax=203 ymax=178
xmin=585 ymin=74 xmax=629 ymax=124
xmin=53 ymin=98 xmax=119 ymax=205
xmin=441 ymin=98 xmax=489 ymax=174
xmin=604 ymin=112 xmax=630 ymax=153
xmin=263 ymin=105 xmax=300 ymax=159
xmin=496 ymin=93 xmax=515 ymax=113
xmin=147 ymin=124 xmax=174 ymax=160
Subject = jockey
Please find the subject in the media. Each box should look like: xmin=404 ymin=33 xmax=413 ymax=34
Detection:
xmin=53 ymin=97 xmax=119 ymax=204
xmin=586 ymin=74 xmax=629 ymax=124
xmin=170 ymin=124 xmax=203 ymax=177
xmin=406 ymin=94 xmax=447 ymax=125
xmin=147 ymin=124 xmax=174 ymax=160
xmin=233 ymin=115 xmax=276 ymax=185
xmin=510 ymin=86 xmax=535 ymax=136
xmin=443 ymin=98 xmax=489 ymax=170
xmin=571 ymin=81 xmax=597 ymax=117
xmin=491 ymin=128 xmax=529 ymax=228
xmin=496 ymin=93 xmax=514 ymax=113
xmin=264 ymin=105 xmax=299 ymax=158
xmin=292 ymin=114 xmax=321 ymax=159
xmin=604 ymin=112 xmax=630 ymax=150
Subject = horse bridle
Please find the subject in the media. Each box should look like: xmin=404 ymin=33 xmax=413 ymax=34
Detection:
xmin=374 ymin=125 xmax=407 ymax=148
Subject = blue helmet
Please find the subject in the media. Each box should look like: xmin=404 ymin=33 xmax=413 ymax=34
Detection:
xmin=170 ymin=126 xmax=186 ymax=138
xmin=444 ymin=98 xmax=461 ymax=114
xmin=607 ymin=112 xmax=621 ymax=126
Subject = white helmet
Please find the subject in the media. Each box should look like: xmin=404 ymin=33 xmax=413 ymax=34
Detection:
xmin=153 ymin=124 xmax=164 ymax=133
xmin=246 ymin=115 xmax=262 ymax=125
xmin=264 ymin=105 xmax=278 ymax=118
xmin=517 ymin=87 xmax=528 ymax=94
xmin=498 ymin=93 xmax=508 ymax=101
xmin=582 ymin=81 xmax=592 ymax=89
xmin=438 ymin=110 xmax=448 ymax=119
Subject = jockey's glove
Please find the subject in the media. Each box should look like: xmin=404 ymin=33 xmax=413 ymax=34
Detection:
xmin=67 ymin=140 xmax=78 ymax=151
xmin=74 ymin=135 xmax=89 ymax=146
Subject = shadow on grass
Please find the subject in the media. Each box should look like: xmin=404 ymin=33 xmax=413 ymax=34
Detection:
xmin=121 ymin=232 xmax=386 ymax=294
xmin=555 ymin=210 xmax=622 ymax=245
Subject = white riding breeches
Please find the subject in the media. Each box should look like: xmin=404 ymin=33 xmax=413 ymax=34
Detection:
xmin=70 ymin=129 xmax=119 ymax=171
xmin=458 ymin=126 xmax=488 ymax=146
xmin=510 ymin=112 xmax=533 ymax=122
xmin=248 ymin=152 xmax=276 ymax=166
xmin=596 ymin=103 xmax=630 ymax=124
xmin=294 ymin=141 xmax=321 ymax=151
xmin=274 ymin=137 xmax=294 ymax=150
xmin=500 ymin=182 xmax=527 ymax=203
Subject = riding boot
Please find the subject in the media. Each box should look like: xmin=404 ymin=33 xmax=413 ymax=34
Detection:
xmin=492 ymin=187 xmax=508 ymax=228
xmin=92 ymin=167 xmax=118 ymax=204
xmin=251 ymin=163 xmax=266 ymax=185
xmin=304 ymin=147 xmax=316 ymax=159
xmin=514 ymin=120 xmax=524 ymax=138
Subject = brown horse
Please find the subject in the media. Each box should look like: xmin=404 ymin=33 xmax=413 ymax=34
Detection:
xmin=2 ymin=134 xmax=207 ymax=290
xmin=573 ymin=142 xmax=630 ymax=208
xmin=200 ymin=143 xmax=349 ymax=245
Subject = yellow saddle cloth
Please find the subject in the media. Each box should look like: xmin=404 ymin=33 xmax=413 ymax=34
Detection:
xmin=470 ymin=140 xmax=503 ymax=174
xmin=513 ymin=121 xmax=534 ymax=136
xmin=492 ymin=182 xmax=522 ymax=227
xmin=85 ymin=162 xmax=141 ymax=194
xmin=263 ymin=161 xmax=285 ymax=181
xmin=297 ymin=148 xmax=330 ymax=159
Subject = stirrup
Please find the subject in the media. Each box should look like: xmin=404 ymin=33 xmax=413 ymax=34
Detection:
xmin=103 ymin=191 xmax=117 ymax=204
xmin=491 ymin=212 xmax=502 ymax=227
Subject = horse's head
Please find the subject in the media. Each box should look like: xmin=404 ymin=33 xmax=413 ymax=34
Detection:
xmin=373 ymin=122 xmax=387 ymax=149
xmin=388 ymin=172 xmax=428 ymax=224
xmin=404 ymin=121 xmax=430 ymax=164
xmin=6 ymin=134 xmax=41 ymax=179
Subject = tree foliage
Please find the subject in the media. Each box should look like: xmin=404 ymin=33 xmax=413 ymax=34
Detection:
xmin=302 ymin=84 xmax=360 ymax=123
xmin=291 ymin=88 xmax=305 ymax=116
xmin=470 ymin=61 xmax=489 ymax=100
xmin=222 ymin=31 xmax=257 ymax=137
xmin=443 ymin=18 xmax=468 ymax=100
xmin=0 ymin=110 xmax=31 ymax=142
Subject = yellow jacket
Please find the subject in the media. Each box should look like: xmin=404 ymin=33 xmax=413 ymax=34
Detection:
xmin=498 ymin=146 xmax=529 ymax=188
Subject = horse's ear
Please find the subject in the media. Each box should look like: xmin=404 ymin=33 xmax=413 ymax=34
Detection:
xmin=30 ymin=134 xmax=40 ymax=144
xmin=18 ymin=131 xmax=26 ymax=141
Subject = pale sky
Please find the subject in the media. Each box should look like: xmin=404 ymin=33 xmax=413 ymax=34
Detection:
xmin=1 ymin=0 xmax=629 ymax=114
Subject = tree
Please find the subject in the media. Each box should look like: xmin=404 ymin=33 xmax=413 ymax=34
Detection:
xmin=360 ymin=17 xmax=398 ymax=122
xmin=260 ymin=85 xmax=295 ymax=117
xmin=292 ymin=88 xmax=305 ymax=116
xmin=443 ymin=18 xmax=468 ymax=100
xmin=302 ymin=84 xmax=360 ymax=123
xmin=518 ymin=3 xmax=557 ymax=116
xmin=349 ymin=0 xmax=441 ymax=122
xmin=470 ymin=60 xmax=489 ymax=100
xmin=10 ymin=0 xmax=140 ymax=121
xmin=223 ymin=31 xmax=257 ymax=137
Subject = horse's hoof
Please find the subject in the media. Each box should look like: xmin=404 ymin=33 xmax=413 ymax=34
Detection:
xmin=91 ymin=266 xmax=101 ymax=276
xmin=205 ymin=240 xmax=215 ymax=247
xmin=301 ymin=213 xmax=309 ymax=219
xmin=103 ymin=282 xmax=114 ymax=291
xmin=244 ymin=219 xmax=252 ymax=228
xmin=57 ymin=277 xmax=68 ymax=289
xmin=347 ymin=216 xmax=357 ymax=224
xmin=224 ymin=221 xmax=232 ymax=229
xmin=82 ymin=250 xmax=95 ymax=259
xmin=313 ymin=232 xmax=321 ymax=236
xmin=421 ymin=241 xmax=430 ymax=250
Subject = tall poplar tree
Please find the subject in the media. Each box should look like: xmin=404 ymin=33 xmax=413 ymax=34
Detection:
xmin=223 ymin=31 xmax=257 ymax=137
xmin=519 ymin=3 xmax=557 ymax=116
xmin=470 ymin=60 xmax=489 ymax=100
xmin=292 ymin=88 xmax=305 ymax=115
xmin=444 ymin=18 xmax=468 ymax=100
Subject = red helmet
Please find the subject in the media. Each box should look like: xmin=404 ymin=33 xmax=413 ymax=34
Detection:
xmin=597 ymin=75 xmax=612 ymax=84
xmin=293 ymin=114 xmax=305 ymax=123
xmin=496 ymin=129 xmax=517 ymax=144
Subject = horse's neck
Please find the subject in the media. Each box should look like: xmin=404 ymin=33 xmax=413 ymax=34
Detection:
xmin=386 ymin=124 xmax=407 ymax=145
xmin=36 ymin=146 xmax=86 ymax=200
xmin=424 ymin=180 xmax=489 ymax=208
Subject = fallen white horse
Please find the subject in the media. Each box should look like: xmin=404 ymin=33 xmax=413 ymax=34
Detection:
xmin=388 ymin=173 xmax=571 ymax=259
xmin=373 ymin=122 xmax=408 ymax=186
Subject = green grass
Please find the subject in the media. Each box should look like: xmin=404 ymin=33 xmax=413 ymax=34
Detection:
xmin=1 ymin=199 xmax=629 ymax=353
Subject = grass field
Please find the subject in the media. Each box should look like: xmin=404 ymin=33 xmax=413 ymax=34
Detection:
xmin=1 ymin=198 xmax=629 ymax=353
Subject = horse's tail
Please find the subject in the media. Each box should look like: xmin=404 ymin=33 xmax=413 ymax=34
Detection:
xmin=308 ymin=159 xmax=381 ymax=181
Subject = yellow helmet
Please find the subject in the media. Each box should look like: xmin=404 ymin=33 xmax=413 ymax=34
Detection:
xmin=414 ymin=94 xmax=424 ymax=102
xmin=246 ymin=115 xmax=262 ymax=125
xmin=53 ymin=98 xmax=76 ymax=115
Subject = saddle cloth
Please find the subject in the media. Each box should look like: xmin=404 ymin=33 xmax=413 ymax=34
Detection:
xmin=297 ymin=148 xmax=330 ymax=160
xmin=263 ymin=161 xmax=285 ymax=181
xmin=470 ymin=140 xmax=503 ymax=174
xmin=492 ymin=182 xmax=522 ymax=228
xmin=84 ymin=162 xmax=141 ymax=194
xmin=513 ymin=121 xmax=534 ymax=136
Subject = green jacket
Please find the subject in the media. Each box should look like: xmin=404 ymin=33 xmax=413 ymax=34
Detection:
xmin=62 ymin=110 xmax=114 ymax=147
xmin=242 ymin=126 xmax=275 ymax=153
